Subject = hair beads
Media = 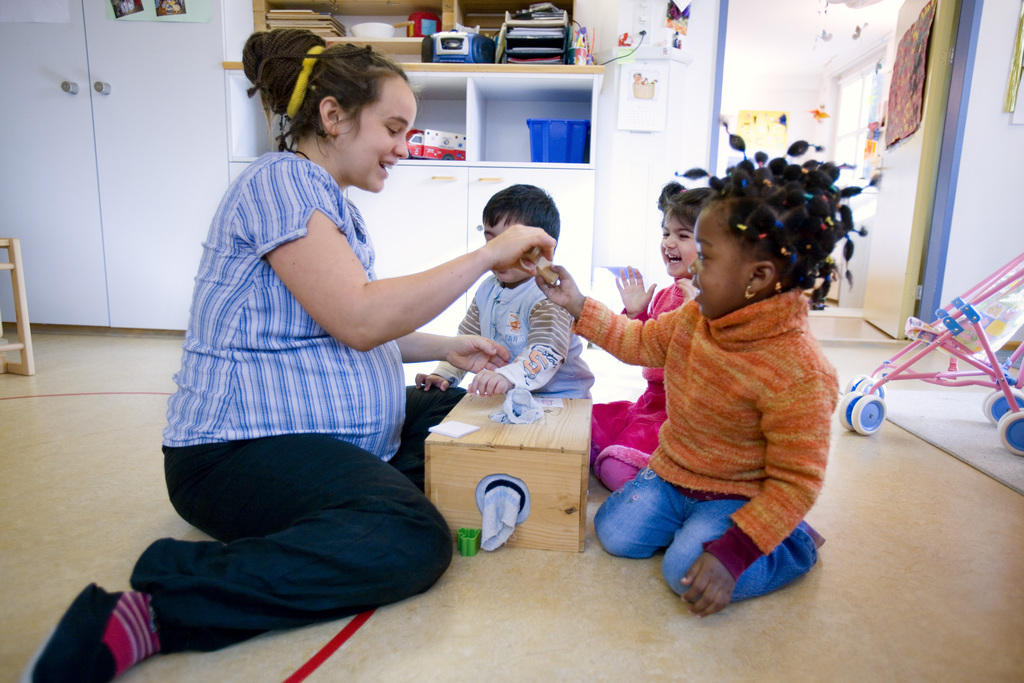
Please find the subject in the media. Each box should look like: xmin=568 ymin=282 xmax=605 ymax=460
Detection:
xmin=700 ymin=141 xmax=866 ymax=308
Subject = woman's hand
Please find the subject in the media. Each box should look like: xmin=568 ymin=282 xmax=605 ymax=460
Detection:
xmin=535 ymin=265 xmax=586 ymax=319
xmin=616 ymin=266 xmax=656 ymax=318
xmin=446 ymin=335 xmax=510 ymax=373
xmin=481 ymin=224 xmax=556 ymax=273
xmin=680 ymin=552 xmax=735 ymax=617
xmin=468 ymin=369 xmax=513 ymax=396
xmin=414 ymin=373 xmax=450 ymax=391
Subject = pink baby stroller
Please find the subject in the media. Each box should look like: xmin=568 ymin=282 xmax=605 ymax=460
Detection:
xmin=838 ymin=251 xmax=1024 ymax=456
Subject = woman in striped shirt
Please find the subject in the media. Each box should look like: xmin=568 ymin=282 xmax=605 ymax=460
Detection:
xmin=23 ymin=29 xmax=556 ymax=683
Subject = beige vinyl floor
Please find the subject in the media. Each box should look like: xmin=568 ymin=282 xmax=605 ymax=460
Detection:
xmin=2 ymin=324 xmax=1023 ymax=682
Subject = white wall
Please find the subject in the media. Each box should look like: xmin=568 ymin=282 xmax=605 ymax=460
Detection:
xmin=942 ymin=0 xmax=1024 ymax=309
xmin=717 ymin=74 xmax=823 ymax=172
xmin=583 ymin=0 xmax=721 ymax=295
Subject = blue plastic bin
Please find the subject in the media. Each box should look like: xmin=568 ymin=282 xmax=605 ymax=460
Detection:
xmin=526 ymin=119 xmax=590 ymax=163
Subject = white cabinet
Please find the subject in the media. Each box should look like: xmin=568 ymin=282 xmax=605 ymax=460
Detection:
xmin=348 ymin=162 xmax=595 ymax=383
xmin=346 ymin=165 xmax=471 ymax=339
xmin=0 ymin=2 xmax=229 ymax=329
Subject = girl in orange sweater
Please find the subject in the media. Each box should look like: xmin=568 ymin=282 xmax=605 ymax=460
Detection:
xmin=539 ymin=147 xmax=862 ymax=616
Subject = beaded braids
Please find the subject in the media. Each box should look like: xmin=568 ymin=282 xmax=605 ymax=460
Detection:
xmin=242 ymin=29 xmax=408 ymax=152
xmin=702 ymin=141 xmax=866 ymax=308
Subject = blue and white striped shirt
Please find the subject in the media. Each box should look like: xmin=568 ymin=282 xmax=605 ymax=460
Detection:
xmin=163 ymin=152 xmax=405 ymax=459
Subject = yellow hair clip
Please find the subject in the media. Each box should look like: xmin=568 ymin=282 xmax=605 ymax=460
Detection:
xmin=286 ymin=46 xmax=326 ymax=119
xmin=736 ymin=223 xmax=748 ymax=231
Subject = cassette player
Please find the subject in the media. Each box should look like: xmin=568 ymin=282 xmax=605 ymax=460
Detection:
xmin=422 ymin=31 xmax=496 ymax=64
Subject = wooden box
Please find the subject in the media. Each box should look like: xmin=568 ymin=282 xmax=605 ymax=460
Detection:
xmin=425 ymin=394 xmax=591 ymax=552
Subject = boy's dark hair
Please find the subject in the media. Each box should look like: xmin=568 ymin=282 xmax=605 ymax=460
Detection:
xmin=482 ymin=184 xmax=561 ymax=241
xmin=701 ymin=141 xmax=866 ymax=308
xmin=243 ymin=29 xmax=407 ymax=152
xmin=658 ymin=182 xmax=713 ymax=229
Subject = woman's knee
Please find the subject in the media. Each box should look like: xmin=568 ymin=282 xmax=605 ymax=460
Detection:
xmin=380 ymin=501 xmax=453 ymax=593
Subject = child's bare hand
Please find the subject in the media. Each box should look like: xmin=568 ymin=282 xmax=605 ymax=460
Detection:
xmin=616 ymin=266 xmax=656 ymax=318
xmin=468 ymin=369 xmax=513 ymax=396
xmin=680 ymin=552 xmax=735 ymax=617
xmin=536 ymin=265 xmax=585 ymax=318
xmin=447 ymin=335 xmax=510 ymax=373
xmin=415 ymin=373 xmax=450 ymax=391
xmin=677 ymin=276 xmax=698 ymax=302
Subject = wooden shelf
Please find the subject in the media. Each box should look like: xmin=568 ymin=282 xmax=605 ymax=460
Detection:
xmin=253 ymin=0 xmax=576 ymax=37
xmin=223 ymin=60 xmax=602 ymax=75
xmin=326 ymin=36 xmax=423 ymax=55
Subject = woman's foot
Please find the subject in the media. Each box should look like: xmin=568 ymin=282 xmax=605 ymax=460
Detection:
xmin=21 ymin=584 xmax=160 ymax=683
xmin=594 ymin=445 xmax=650 ymax=491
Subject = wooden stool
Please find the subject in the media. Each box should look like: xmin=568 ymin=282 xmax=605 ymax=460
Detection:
xmin=0 ymin=238 xmax=35 ymax=375
xmin=425 ymin=394 xmax=592 ymax=552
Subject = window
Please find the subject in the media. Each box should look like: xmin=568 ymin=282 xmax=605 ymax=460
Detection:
xmin=833 ymin=53 xmax=887 ymax=183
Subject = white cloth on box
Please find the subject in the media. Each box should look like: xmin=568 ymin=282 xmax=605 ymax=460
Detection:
xmin=480 ymin=485 xmax=523 ymax=551
xmin=489 ymin=388 xmax=544 ymax=424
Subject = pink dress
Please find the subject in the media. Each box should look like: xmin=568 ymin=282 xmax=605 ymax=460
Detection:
xmin=590 ymin=283 xmax=690 ymax=487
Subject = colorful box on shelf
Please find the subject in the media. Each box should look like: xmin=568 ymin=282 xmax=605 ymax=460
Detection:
xmin=526 ymin=119 xmax=590 ymax=163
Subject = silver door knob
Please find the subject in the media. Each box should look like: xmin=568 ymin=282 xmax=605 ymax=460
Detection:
xmin=60 ymin=80 xmax=79 ymax=95
xmin=93 ymin=81 xmax=111 ymax=95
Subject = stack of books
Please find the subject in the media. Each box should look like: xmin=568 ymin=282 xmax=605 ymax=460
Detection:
xmin=265 ymin=9 xmax=346 ymax=38
xmin=497 ymin=3 xmax=570 ymax=65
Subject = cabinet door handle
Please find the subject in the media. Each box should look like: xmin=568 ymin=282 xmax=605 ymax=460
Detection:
xmin=93 ymin=81 xmax=111 ymax=96
xmin=60 ymin=80 xmax=79 ymax=95
xmin=475 ymin=177 xmax=503 ymax=183
xmin=430 ymin=176 xmax=457 ymax=181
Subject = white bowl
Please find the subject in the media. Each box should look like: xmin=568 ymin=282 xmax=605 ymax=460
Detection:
xmin=350 ymin=22 xmax=396 ymax=38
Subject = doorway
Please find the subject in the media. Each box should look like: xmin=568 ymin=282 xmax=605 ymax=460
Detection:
xmin=715 ymin=0 xmax=904 ymax=341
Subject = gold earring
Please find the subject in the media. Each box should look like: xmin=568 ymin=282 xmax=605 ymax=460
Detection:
xmin=774 ymin=282 xmax=782 ymax=292
xmin=744 ymin=284 xmax=755 ymax=300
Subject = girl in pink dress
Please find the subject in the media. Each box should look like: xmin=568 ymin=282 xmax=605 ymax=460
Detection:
xmin=591 ymin=184 xmax=712 ymax=490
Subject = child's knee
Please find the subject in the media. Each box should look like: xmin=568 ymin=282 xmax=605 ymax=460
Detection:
xmin=594 ymin=501 xmax=653 ymax=558
xmin=661 ymin=541 xmax=705 ymax=596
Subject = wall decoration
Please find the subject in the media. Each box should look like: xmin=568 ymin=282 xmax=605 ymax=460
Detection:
xmin=666 ymin=1 xmax=689 ymax=36
xmin=111 ymin=0 xmax=144 ymax=19
xmin=106 ymin=0 xmax=210 ymax=22
xmin=809 ymin=106 xmax=830 ymax=122
xmin=617 ymin=61 xmax=669 ymax=132
xmin=1004 ymin=0 xmax=1023 ymax=113
xmin=155 ymin=0 xmax=186 ymax=16
xmin=885 ymin=0 xmax=935 ymax=148
xmin=735 ymin=110 xmax=788 ymax=154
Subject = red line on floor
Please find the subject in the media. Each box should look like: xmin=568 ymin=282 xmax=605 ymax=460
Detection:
xmin=0 ymin=391 xmax=172 ymax=400
xmin=283 ymin=609 xmax=375 ymax=683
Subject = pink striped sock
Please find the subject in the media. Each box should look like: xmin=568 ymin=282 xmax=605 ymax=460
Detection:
xmin=100 ymin=591 xmax=161 ymax=676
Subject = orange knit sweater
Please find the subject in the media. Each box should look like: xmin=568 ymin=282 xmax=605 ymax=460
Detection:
xmin=575 ymin=289 xmax=838 ymax=555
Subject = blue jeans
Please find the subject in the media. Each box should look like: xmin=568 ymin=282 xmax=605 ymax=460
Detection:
xmin=594 ymin=468 xmax=818 ymax=601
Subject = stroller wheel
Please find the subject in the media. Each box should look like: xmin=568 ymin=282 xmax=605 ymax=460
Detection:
xmin=850 ymin=395 xmax=886 ymax=435
xmin=844 ymin=374 xmax=870 ymax=394
xmin=997 ymin=411 xmax=1024 ymax=456
xmin=838 ymin=392 xmax=862 ymax=431
xmin=982 ymin=389 xmax=1024 ymax=425
xmin=844 ymin=374 xmax=886 ymax=399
